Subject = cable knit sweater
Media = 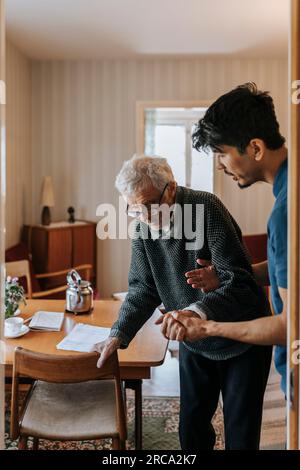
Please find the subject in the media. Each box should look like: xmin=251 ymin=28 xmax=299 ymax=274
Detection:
xmin=110 ymin=186 xmax=271 ymax=360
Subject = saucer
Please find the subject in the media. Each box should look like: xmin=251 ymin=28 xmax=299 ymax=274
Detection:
xmin=4 ymin=324 xmax=30 ymax=339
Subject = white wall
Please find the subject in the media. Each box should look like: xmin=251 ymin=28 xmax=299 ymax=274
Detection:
xmin=6 ymin=39 xmax=32 ymax=248
xmin=31 ymin=57 xmax=288 ymax=297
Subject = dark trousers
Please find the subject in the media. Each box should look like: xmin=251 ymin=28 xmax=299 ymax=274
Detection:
xmin=179 ymin=343 xmax=272 ymax=450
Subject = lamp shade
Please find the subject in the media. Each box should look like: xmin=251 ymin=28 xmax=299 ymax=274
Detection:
xmin=40 ymin=176 xmax=55 ymax=207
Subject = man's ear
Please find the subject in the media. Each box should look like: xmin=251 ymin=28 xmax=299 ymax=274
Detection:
xmin=168 ymin=180 xmax=177 ymax=194
xmin=248 ymin=139 xmax=266 ymax=162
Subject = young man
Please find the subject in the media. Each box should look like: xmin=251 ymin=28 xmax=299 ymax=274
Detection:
xmin=94 ymin=154 xmax=272 ymax=450
xmin=164 ymin=83 xmax=288 ymax=395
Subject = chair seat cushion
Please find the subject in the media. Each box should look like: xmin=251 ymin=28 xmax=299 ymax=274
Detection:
xmin=20 ymin=380 xmax=119 ymax=440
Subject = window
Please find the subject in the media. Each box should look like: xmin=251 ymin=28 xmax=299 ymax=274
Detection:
xmin=144 ymin=107 xmax=214 ymax=193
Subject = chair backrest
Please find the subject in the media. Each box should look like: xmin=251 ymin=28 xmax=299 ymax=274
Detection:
xmin=5 ymin=242 xmax=41 ymax=293
xmin=13 ymin=347 xmax=119 ymax=383
xmin=243 ymin=233 xmax=271 ymax=308
xmin=11 ymin=347 xmax=126 ymax=441
xmin=6 ymin=260 xmax=32 ymax=298
xmin=242 ymin=233 xmax=268 ymax=264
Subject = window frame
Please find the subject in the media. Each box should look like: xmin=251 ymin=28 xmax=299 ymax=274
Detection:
xmin=136 ymin=100 xmax=220 ymax=193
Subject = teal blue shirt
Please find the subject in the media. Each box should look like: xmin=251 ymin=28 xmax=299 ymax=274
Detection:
xmin=267 ymin=159 xmax=287 ymax=393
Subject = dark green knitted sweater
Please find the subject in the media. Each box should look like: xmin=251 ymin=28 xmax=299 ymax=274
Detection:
xmin=110 ymin=186 xmax=271 ymax=360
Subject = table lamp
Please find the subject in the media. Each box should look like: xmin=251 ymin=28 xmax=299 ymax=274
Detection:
xmin=40 ymin=176 xmax=55 ymax=225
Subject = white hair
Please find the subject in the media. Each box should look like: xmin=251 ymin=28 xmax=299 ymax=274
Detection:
xmin=115 ymin=154 xmax=174 ymax=196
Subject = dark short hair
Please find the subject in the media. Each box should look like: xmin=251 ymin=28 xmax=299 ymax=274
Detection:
xmin=192 ymin=82 xmax=285 ymax=154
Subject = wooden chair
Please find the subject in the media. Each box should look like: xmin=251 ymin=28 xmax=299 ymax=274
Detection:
xmin=10 ymin=347 xmax=127 ymax=450
xmin=6 ymin=260 xmax=92 ymax=299
xmin=6 ymin=260 xmax=33 ymax=298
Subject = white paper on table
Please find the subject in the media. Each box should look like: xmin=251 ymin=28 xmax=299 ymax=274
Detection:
xmin=29 ymin=311 xmax=64 ymax=331
xmin=56 ymin=323 xmax=111 ymax=352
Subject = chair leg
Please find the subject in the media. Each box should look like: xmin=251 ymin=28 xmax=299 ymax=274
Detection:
xmin=32 ymin=438 xmax=39 ymax=450
xmin=18 ymin=436 xmax=28 ymax=450
xmin=112 ymin=437 xmax=120 ymax=450
xmin=122 ymin=381 xmax=127 ymax=416
xmin=119 ymin=439 xmax=126 ymax=450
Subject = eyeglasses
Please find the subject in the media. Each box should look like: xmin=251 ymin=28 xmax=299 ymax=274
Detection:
xmin=126 ymin=183 xmax=169 ymax=219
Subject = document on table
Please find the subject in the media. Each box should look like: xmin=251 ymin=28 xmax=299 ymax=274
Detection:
xmin=56 ymin=323 xmax=111 ymax=352
xmin=29 ymin=311 xmax=64 ymax=331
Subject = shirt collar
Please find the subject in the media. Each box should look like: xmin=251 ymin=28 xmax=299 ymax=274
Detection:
xmin=149 ymin=187 xmax=181 ymax=239
xmin=273 ymin=159 xmax=288 ymax=198
xmin=149 ymin=204 xmax=176 ymax=238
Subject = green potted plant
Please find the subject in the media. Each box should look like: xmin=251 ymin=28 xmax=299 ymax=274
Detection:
xmin=5 ymin=276 xmax=26 ymax=319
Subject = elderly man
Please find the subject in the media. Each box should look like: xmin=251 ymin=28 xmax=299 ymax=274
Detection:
xmin=94 ymin=154 xmax=272 ymax=450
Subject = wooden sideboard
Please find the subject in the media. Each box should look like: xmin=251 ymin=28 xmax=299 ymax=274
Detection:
xmin=22 ymin=221 xmax=97 ymax=289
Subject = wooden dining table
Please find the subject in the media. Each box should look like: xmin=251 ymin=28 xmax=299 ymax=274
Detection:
xmin=3 ymin=299 xmax=168 ymax=450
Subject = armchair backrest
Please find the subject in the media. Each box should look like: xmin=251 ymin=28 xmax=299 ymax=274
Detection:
xmin=6 ymin=260 xmax=32 ymax=298
xmin=5 ymin=242 xmax=40 ymax=293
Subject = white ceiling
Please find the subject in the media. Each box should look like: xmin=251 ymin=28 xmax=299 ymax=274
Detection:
xmin=6 ymin=0 xmax=289 ymax=60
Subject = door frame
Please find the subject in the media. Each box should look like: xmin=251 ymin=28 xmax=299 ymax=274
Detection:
xmin=288 ymin=0 xmax=300 ymax=450
xmin=0 ymin=0 xmax=6 ymax=451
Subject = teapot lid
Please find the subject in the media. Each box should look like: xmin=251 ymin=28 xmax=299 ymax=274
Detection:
xmin=78 ymin=280 xmax=91 ymax=288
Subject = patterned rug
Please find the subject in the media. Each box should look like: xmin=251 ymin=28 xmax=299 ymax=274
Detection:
xmin=5 ymin=392 xmax=225 ymax=450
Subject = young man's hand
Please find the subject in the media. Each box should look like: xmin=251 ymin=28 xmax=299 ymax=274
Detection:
xmin=155 ymin=310 xmax=199 ymax=340
xmin=185 ymin=259 xmax=220 ymax=292
xmin=170 ymin=311 xmax=212 ymax=342
xmin=93 ymin=336 xmax=122 ymax=368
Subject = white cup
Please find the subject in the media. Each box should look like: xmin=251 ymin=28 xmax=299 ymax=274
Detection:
xmin=5 ymin=317 xmax=24 ymax=336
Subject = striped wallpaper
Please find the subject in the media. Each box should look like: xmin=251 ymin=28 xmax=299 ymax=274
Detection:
xmin=6 ymin=47 xmax=288 ymax=296
xmin=6 ymin=39 xmax=32 ymax=248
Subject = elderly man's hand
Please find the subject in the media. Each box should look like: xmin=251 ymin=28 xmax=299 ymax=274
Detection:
xmin=185 ymin=258 xmax=220 ymax=293
xmin=155 ymin=310 xmax=199 ymax=341
xmin=171 ymin=311 xmax=212 ymax=342
xmin=93 ymin=336 xmax=122 ymax=368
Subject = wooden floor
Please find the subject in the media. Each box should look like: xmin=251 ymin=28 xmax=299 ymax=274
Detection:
xmin=143 ymin=348 xmax=180 ymax=396
xmin=260 ymin=362 xmax=286 ymax=449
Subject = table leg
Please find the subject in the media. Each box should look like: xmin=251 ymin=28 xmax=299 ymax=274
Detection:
xmin=124 ymin=379 xmax=143 ymax=450
xmin=134 ymin=380 xmax=142 ymax=450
